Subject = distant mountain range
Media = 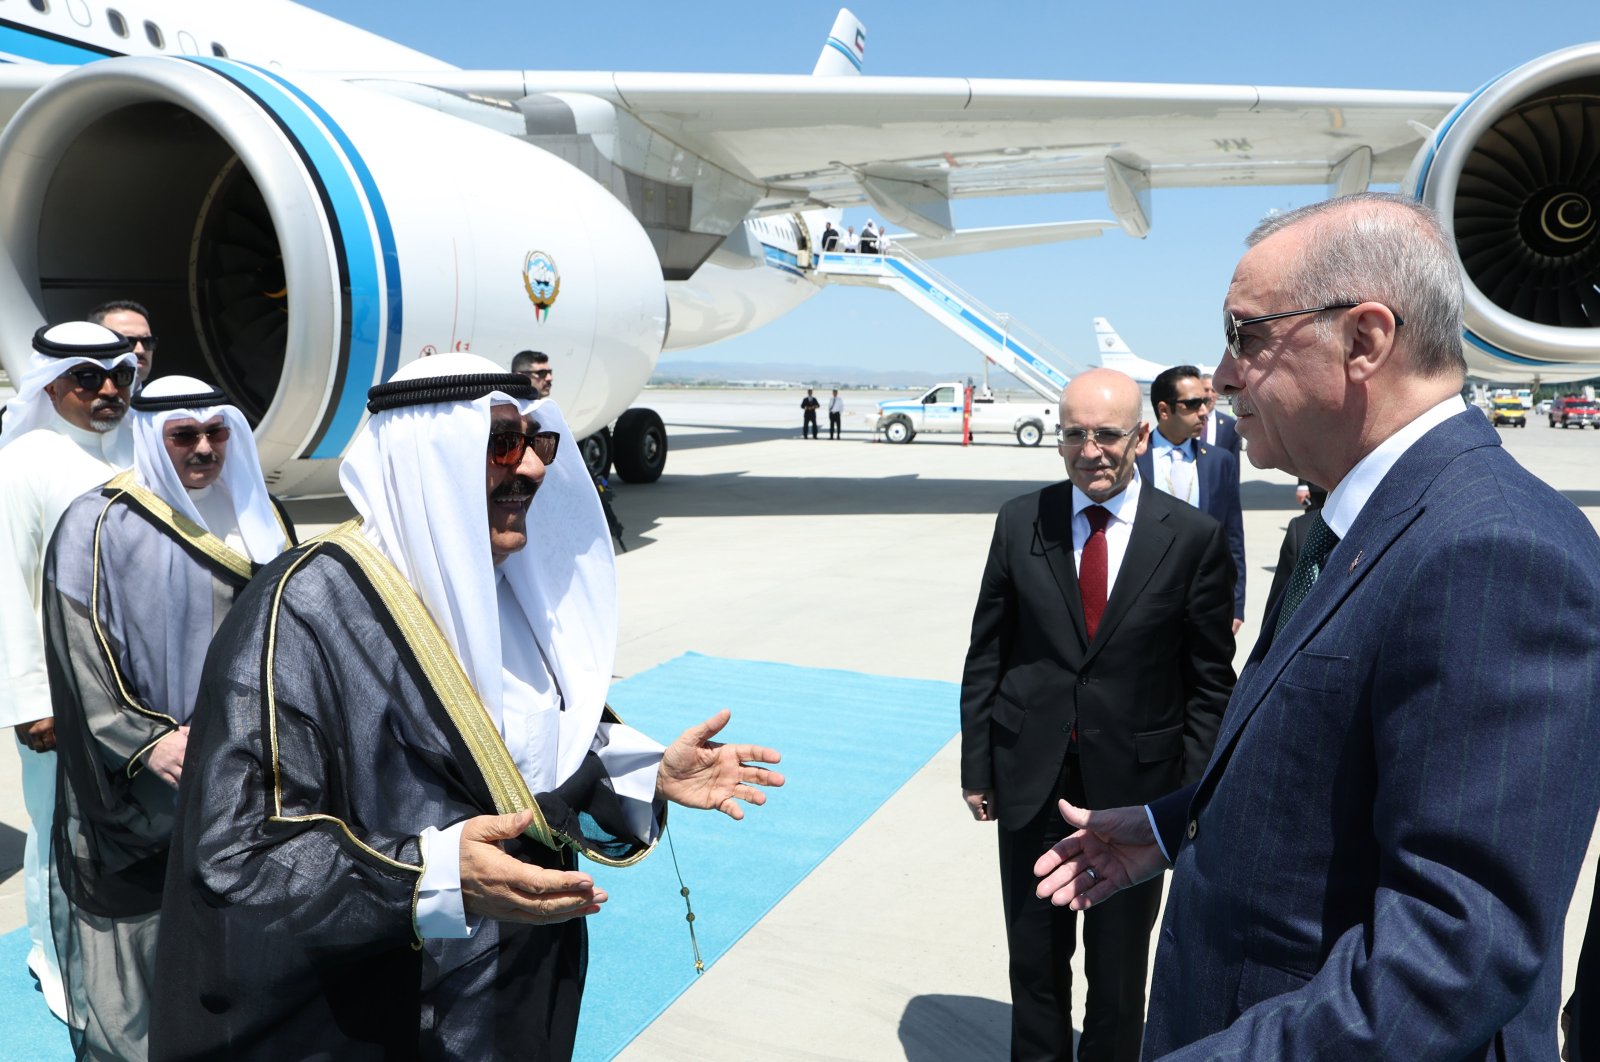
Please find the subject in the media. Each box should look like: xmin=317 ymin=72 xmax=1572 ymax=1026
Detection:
xmin=650 ymin=359 xmax=1033 ymax=389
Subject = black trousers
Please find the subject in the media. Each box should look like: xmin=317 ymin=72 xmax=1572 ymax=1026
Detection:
xmin=828 ymin=412 xmax=842 ymax=438
xmin=803 ymin=412 xmax=818 ymax=438
xmin=997 ymin=755 xmax=1163 ymax=1062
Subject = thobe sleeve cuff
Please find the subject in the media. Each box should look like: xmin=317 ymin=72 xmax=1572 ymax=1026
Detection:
xmin=594 ymin=721 xmax=665 ymax=845
xmin=1146 ymin=804 xmax=1173 ymax=865
xmin=415 ymin=822 xmax=480 ymax=940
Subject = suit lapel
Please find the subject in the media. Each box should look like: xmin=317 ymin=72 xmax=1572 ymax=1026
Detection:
xmin=1195 ymin=443 xmax=1211 ymax=510
xmin=1200 ymin=410 xmax=1497 ymax=788
xmin=1084 ymin=492 xmax=1174 ymax=667
xmin=1034 ymin=484 xmax=1089 ymax=649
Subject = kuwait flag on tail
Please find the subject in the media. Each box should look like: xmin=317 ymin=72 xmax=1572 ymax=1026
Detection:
xmin=855 ymin=27 xmax=866 ymax=56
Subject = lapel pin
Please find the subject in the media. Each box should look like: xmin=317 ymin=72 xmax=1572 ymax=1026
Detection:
xmin=1348 ymin=550 xmax=1363 ymax=574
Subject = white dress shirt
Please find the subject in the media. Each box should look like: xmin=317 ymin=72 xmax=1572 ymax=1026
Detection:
xmin=1070 ymin=469 xmax=1142 ymax=598
xmin=1148 ymin=430 xmax=1200 ymax=508
xmin=1321 ymin=396 xmax=1467 ymax=538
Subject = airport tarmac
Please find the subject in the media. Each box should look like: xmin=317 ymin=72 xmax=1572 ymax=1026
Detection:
xmin=1 ymin=386 xmax=1596 ymax=1059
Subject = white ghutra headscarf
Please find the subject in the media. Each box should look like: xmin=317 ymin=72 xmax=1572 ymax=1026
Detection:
xmin=128 ymin=375 xmax=287 ymax=564
xmin=339 ymin=353 xmax=630 ymax=797
xmin=0 ymin=322 xmax=138 ymax=450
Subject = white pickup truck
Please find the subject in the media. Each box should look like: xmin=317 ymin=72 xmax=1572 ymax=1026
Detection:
xmin=875 ymin=383 xmax=1058 ymax=446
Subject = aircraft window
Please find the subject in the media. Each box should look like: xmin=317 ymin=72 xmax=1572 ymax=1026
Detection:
xmin=29 ymin=0 xmax=48 ymax=13
xmin=106 ymin=8 xmax=127 ymax=36
xmin=211 ymin=42 xmax=227 ymax=57
xmin=144 ymin=19 xmax=162 ymax=48
xmin=176 ymin=29 xmax=197 ymax=54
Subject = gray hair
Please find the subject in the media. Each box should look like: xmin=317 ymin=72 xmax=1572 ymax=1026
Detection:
xmin=1247 ymin=193 xmax=1465 ymax=380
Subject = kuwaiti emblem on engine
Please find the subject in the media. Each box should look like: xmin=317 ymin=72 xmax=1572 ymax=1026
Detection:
xmin=522 ymin=251 xmax=561 ymax=322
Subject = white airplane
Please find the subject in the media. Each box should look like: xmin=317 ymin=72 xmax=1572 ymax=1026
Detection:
xmin=0 ymin=4 xmax=1595 ymax=495
xmin=1093 ymin=317 xmax=1215 ymax=386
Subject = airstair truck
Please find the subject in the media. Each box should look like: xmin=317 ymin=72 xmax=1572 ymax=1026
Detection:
xmin=876 ymin=383 xmax=1057 ymax=446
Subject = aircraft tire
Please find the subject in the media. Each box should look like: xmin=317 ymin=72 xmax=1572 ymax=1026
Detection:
xmin=580 ymin=428 xmax=613 ymax=479
xmin=614 ymin=408 xmax=668 ymax=484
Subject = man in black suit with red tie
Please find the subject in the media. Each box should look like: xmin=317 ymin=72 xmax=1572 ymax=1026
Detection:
xmin=961 ymin=367 xmax=1237 ymax=1062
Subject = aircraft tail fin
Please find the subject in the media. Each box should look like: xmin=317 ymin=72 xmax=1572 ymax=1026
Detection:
xmin=812 ymin=9 xmax=867 ymax=76
xmin=1094 ymin=317 xmax=1136 ymax=363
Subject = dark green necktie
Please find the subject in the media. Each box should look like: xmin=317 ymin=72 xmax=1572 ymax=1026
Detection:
xmin=1274 ymin=513 xmax=1339 ymax=639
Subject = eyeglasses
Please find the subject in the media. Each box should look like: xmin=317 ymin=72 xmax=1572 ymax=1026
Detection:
xmin=1224 ymin=303 xmax=1404 ymax=361
xmin=166 ymin=425 xmax=231 ymax=448
xmin=118 ymin=334 xmax=158 ymax=351
xmin=488 ymin=429 xmax=560 ymax=467
xmin=1056 ymin=426 xmax=1138 ymax=448
xmin=528 ymin=369 xmax=552 ymax=379
xmin=65 ymin=365 xmax=136 ymax=391
xmin=1170 ymin=397 xmax=1209 ymax=412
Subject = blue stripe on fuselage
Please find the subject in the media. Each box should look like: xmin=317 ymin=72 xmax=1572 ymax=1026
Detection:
xmin=0 ymin=19 xmax=117 ymax=64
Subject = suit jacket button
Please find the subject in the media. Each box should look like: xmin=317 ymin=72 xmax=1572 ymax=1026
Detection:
xmin=1186 ymin=820 xmax=1198 ymax=839
xmin=1078 ymin=675 xmax=1089 ymax=685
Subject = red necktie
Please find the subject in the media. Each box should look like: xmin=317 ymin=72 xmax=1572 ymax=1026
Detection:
xmin=1080 ymin=505 xmax=1110 ymax=641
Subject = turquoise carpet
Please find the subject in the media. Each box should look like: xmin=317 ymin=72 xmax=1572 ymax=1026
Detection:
xmin=580 ymin=653 xmax=958 ymax=1060
xmin=0 ymin=653 xmax=959 ymax=1061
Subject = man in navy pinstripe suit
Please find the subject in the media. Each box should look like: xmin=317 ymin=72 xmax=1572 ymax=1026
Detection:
xmin=1032 ymin=193 xmax=1600 ymax=1059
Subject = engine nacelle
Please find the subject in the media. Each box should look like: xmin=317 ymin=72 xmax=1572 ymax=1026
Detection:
xmin=0 ymin=58 xmax=667 ymax=494
xmin=1404 ymin=42 xmax=1600 ymax=383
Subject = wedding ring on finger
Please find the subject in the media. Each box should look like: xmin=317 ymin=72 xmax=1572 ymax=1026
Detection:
xmin=1084 ymin=867 xmax=1099 ymax=883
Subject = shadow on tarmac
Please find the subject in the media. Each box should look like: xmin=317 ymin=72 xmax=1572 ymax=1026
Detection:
xmin=898 ymin=994 xmax=1016 ymax=1060
xmin=0 ymin=821 xmax=26 ymax=885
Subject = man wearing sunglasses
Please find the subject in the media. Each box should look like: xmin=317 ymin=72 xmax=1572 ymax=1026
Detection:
xmin=41 ymin=375 xmax=292 ymax=1060
xmin=962 ymin=367 xmax=1236 ymax=1062
xmin=88 ymin=299 xmax=158 ymax=385
xmin=1136 ymin=364 xmax=1246 ymax=633
xmin=1035 ymin=193 xmax=1600 ymax=1060
xmin=153 ymin=354 xmax=783 ymax=1060
xmin=0 ymin=321 xmax=138 ymax=1021
xmin=512 ymin=348 xmax=554 ymax=397
xmin=1197 ymin=373 xmax=1241 ymax=457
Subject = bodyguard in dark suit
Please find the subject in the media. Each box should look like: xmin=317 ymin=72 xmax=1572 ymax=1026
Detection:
xmin=1034 ymin=194 xmax=1600 ymax=1060
xmin=1199 ymin=373 xmax=1241 ymax=457
xmin=961 ymin=368 xmax=1236 ymax=1062
xmin=1135 ymin=365 xmax=1246 ymax=631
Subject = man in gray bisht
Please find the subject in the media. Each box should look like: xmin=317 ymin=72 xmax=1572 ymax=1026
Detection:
xmin=43 ymin=375 xmax=293 ymax=1060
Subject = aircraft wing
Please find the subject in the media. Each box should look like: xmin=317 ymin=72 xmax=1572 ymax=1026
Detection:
xmin=353 ymin=70 xmax=1465 ymax=231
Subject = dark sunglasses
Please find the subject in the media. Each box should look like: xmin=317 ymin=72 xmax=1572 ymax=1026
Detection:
xmin=488 ymin=429 xmax=559 ymax=467
xmin=166 ymin=425 xmax=231 ymax=448
xmin=118 ymin=333 xmax=159 ymax=351
xmin=66 ymin=365 xmax=136 ymax=391
xmin=1170 ymin=397 xmax=1209 ymax=412
xmin=1224 ymin=303 xmax=1403 ymax=361
xmin=528 ymin=369 xmax=553 ymax=379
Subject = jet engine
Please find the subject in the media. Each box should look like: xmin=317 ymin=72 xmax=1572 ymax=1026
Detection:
xmin=0 ymin=57 xmax=667 ymax=495
xmin=1405 ymin=42 xmax=1600 ymax=383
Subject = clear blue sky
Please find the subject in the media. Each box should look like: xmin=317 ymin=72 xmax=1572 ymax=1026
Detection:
xmin=301 ymin=1 xmax=1593 ymax=374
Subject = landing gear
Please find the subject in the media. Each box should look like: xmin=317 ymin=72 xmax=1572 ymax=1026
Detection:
xmin=580 ymin=427 xmax=613 ymax=479
xmin=613 ymin=408 xmax=668 ymax=484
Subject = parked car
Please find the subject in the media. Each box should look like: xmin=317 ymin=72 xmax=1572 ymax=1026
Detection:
xmin=1550 ymin=396 xmax=1600 ymax=429
xmin=1490 ymin=397 xmax=1527 ymax=428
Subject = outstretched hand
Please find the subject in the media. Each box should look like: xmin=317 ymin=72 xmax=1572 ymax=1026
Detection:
xmin=459 ymin=810 xmax=606 ymax=925
xmin=1033 ymin=799 xmax=1168 ymax=910
xmin=657 ymin=709 xmax=784 ymax=819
